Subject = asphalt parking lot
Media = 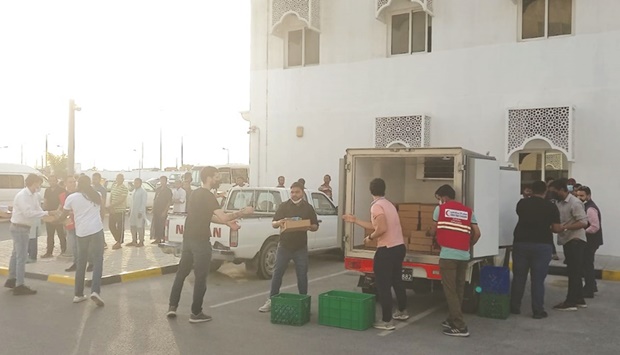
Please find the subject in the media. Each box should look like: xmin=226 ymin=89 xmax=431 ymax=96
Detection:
xmin=1 ymin=252 xmax=619 ymax=355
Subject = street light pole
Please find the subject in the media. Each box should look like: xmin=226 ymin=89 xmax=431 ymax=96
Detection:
xmin=68 ymin=99 xmax=81 ymax=176
xmin=222 ymin=147 xmax=230 ymax=165
xmin=45 ymin=134 xmax=48 ymax=168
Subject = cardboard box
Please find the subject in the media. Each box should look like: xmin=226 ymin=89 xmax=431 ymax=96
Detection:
xmin=410 ymin=231 xmax=433 ymax=246
xmin=407 ymin=243 xmax=432 ymax=253
xmin=398 ymin=211 xmax=419 ymax=219
xmin=397 ymin=203 xmax=420 ymax=212
xmin=419 ymin=204 xmax=437 ymax=213
xmin=280 ymin=219 xmax=311 ymax=233
xmin=399 ymin=217 xmax=420 ymax=231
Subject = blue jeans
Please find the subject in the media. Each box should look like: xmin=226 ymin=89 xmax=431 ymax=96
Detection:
xmin=75 ymin=230 xmax=105 ymax=296
xmin=270 ymin=245 xmax=308 ymax=297
xmin=169 ymin=238 xmax=213 ymax=315
xmin=9 ymin=224 xmax=31 ymax=286
xmin=67 ymin=229 xmax=77 ymax=262
xmin=510 ymin=243 xmax=552 ymax=314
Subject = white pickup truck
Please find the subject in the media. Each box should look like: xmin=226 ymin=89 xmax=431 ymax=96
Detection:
xmin=160 ymin=187 xmax=340 ymax=279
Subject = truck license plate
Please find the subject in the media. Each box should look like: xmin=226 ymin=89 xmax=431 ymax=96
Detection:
xmin=402 ymin=268 xmax=414 ymax=282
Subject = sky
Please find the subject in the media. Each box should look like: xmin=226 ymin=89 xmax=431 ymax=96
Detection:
xmin=0 ymin=0 xmax=250 ymax=171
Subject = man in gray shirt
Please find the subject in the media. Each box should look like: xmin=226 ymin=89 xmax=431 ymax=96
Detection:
xmin=548 ymin=178 xmax=588 ymax=311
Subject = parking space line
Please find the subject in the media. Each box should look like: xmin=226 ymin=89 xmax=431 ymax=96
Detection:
xmin=210 ymin=270 xmax=350 ymax=308
xmin=378 ymin=305 xmax=444 ymax=336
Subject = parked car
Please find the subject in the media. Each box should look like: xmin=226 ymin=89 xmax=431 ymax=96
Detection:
xmin=0 ymin=163 xmax=48 ymax=217
xmin=160 ymin=186 xmax=339 ymax=278
xmin=104 ymin=180 xmax=156 ymax=210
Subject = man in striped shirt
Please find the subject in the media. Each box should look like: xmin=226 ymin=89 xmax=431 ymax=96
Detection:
xmin=109 ymin=174 xmax=128 ymax=249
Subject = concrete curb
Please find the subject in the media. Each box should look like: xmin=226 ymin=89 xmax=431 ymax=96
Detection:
xmin=508 ymin=262 xmax=620 ymax=281
xmin=0 ymin=264 xmax=179 ymax=287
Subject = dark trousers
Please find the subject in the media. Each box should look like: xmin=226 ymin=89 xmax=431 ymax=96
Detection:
xmin=151 ymin=212 xmax=166 ymax=241
xmin=582 ymin=240 xmax=600 ymax=296
xmin=45 ymin=222 xmax=66 ymax=254
xmin=510 ymin=242 xmax=552 ymax=314
xmin=28 ymin=237 xmax=38 ymax=260
xmin=563 ymin=239 xmax=586 ymax=304
xmin=270 ymin=245 xmax=309 ymax=297
xmin=439 ymin=258 xmax=468 ymax=329
xmin=169 ymin=238 xmax=212 ymax=315
xmin=374 ymin=244 xmax=407 ymax=322
xmin=109 ymin=212 xmax=125 ymax=243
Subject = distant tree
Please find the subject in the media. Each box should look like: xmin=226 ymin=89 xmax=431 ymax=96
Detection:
xmin=47 ymin=152 xmax=68 ymax=178
xmin=179 ymin=164 xmax=194 ymax=171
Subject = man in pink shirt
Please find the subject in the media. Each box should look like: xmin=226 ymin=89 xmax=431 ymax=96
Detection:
xmin=343 ymin=178 xmax=407 ymax=330
xmin=576 ymin=186 xmax=603 ymax=298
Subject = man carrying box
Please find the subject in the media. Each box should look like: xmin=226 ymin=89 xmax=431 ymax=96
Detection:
xmin=259 ymin=182 xmax=319 ymax=313
xmin=427 ymin=184 xmax=481 ymax=337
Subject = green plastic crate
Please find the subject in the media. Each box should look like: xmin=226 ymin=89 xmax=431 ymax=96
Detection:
xmin=270 ymin=293 xmax=311 ymax=326
xmin=477 ymin=293 xmax=510 ymax=320
xmin=318 ymin=290 xmax=376 ymax=331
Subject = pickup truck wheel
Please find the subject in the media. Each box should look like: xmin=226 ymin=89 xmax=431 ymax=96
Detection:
xmin=209 ymin=260 xmax=224 ymax=273
xmin=257 ymin=239 xmax=278 ymax=280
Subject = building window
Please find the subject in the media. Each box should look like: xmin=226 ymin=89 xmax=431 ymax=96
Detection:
xmin=521 ymin=0 xmax=572 ymax=40
xmin=390 ymin=11 xmax=432 ymax=55
xmin=286 ymin=28 xmax=320 ymax=68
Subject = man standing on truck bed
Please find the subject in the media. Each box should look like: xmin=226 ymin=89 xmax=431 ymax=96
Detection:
xmin=258 ymin=181 xmax=318 ymax=313
xmin=427 ymin=184 xmax=481 ymax=337
xmin=167 ymin=167 xmax=253 ymax=323
xmin=342 ymin=178 xmax=408 ymax=330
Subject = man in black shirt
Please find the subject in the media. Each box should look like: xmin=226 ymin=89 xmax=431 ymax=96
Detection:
xmin=510 ymin=181 xmax=564 ymax=319
xmin=167 ymin=167 xmax=253 ymax=323
xmin=42 ymin=175 xmax=67 ymax=258
xmin=259 ymin=182 xmax=318 ymax=313
xmin=151 ymin=176 xmax=172 ymax=244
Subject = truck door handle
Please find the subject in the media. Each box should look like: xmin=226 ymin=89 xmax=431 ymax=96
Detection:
xmin=318 ymin=219 xmax=323 ymax=223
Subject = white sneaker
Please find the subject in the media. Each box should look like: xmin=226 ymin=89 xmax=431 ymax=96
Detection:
xmin=373 ymin=320 xmax=396 ymax=330
xmin=90 ymin=292 xmax=105 ymax=307
xmin=392 ymin=310 xmax=410 ymax=321
xmin=73 ymin=295 xmax=88 ymax=303
xmin=258 ymin=299 xmax=271 ymax=313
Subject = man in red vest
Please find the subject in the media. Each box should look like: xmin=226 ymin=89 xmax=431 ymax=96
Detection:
xmin=427 ymin=185 xmax=481 ymax=337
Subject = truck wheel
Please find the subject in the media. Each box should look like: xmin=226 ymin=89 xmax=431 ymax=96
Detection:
xmin=461 ymin=264 xmax=481 ymax=314
xmin=257 ymin=239 xmax=278 ymax=280
xmin=209 ymin=260 xmax=224 ymax=273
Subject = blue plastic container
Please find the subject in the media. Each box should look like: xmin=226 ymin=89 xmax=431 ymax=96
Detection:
xmin=479 ymin=266 xmax=511 ymax=295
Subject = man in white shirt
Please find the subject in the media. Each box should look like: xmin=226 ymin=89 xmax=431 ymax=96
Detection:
xmin=172 ymin=180 xmax=187 ymax=213
xmin=4 ymin=174 xmax=55 ymax=295
xmin=127 ymin=178 xmax=148 ymax=247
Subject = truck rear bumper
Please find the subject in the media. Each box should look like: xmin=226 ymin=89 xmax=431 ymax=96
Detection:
xmin=344 ymin=257 xmax=442 ymax=280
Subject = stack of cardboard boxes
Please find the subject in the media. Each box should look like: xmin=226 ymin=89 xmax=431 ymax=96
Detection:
xmin=360 ymin=203 xmax=440 ymax=255
xmin=398 ymin=203 xmax=440 ymax=255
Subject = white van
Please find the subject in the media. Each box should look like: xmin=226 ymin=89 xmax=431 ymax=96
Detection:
xmin=0 ymin=163 xmax=48 ymax=213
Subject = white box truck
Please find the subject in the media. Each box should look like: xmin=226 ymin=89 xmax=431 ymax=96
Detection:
xmin=340 ymin=147 xmax=520 ymax=312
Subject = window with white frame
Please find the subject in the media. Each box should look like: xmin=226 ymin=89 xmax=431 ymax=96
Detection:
xmin=521 ymin=0 xmax=572 ymax=40
xmin=286 ymin=28 xmax=320 ymax=68
xmin=390 ymin=10 xmax=432 ymax=55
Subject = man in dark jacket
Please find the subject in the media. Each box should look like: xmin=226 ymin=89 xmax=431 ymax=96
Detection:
xmin=576 ymin=186 xmax=603 ymax=298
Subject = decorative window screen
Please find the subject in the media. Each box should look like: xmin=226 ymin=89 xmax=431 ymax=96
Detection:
xmin=376 ymin=0 xmax=434 ymax=20
xmin=271 ymin=0 xmax=321 ymax=34
xmin=506 ymin=106 xmax=573 ymax=161
xmin=375 ymin=115 xmax=431 ymax=148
